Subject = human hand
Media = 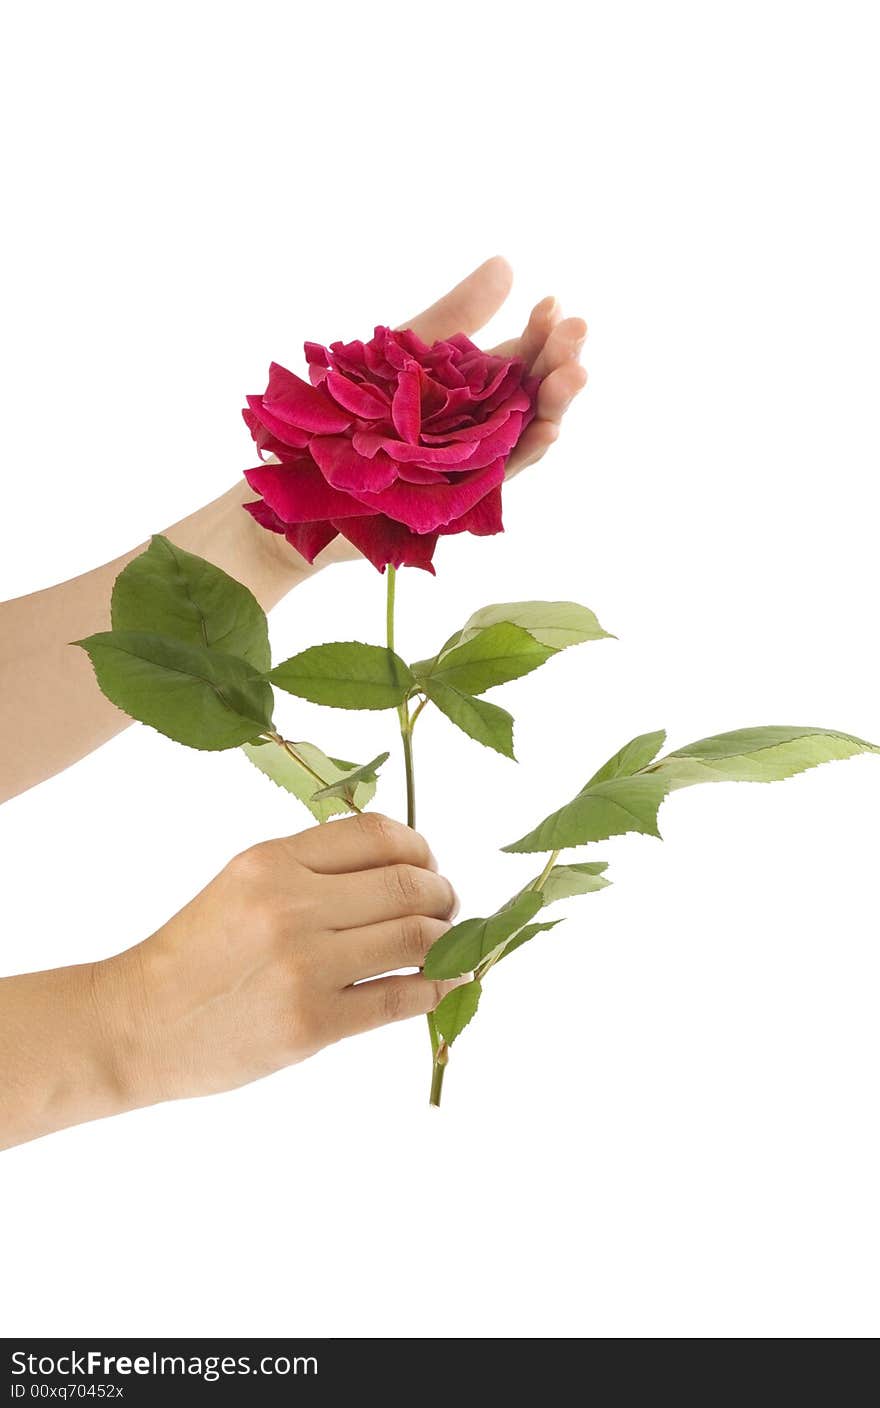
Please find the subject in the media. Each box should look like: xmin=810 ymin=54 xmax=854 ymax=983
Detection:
xmin=100 ymin=814 xmax=460 ymax=1109
xmin=311 ymin=255 xmax=587 ymax=566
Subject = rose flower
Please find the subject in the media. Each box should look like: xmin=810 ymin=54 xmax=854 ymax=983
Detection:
xmin=241 ymin=325 xmax=539 ymax=572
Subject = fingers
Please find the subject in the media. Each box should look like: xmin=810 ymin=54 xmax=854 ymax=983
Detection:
xmin=505 ymin=318 xmax=588 ymax=477
xmin=340 ymin=972 xmax=463 ymax=1037
xmin=315 ymin=863 xmax=459 ymax=931
xmin=505 ymin=420 xmax=561 ymax=478
xmin=489 ymin=294 xmax=562 ymax=365
xmin=531 ymin=316 xmax=587 ymax=380
xmin=399 ymin=255 xmax=513 ymax=343
xmin=537 ymin=359 xmax=589 ymax=421
xmin=283 ymin=813 xmax=436 ymax=876
xmin=324 ymin=915 xmax=451 ymax=985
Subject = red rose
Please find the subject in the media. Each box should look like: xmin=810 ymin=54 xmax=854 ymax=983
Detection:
xmin=241 ymin=325 xmax=539 ymax=572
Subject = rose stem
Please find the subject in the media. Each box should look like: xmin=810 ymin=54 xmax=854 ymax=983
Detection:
xmin=385 ymin=565 xmax=416 ymax=830
xmin=430 ymin=849 xmax=564 ymax=1108
xmin=385 ymin=566 xmax=443 ymax=1094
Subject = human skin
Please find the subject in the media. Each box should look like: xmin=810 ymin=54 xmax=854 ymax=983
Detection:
xmin=0 ymin=815 xmax=461 ymax=1151
xmin=0 ymin=257 xmax=587 ymax=1150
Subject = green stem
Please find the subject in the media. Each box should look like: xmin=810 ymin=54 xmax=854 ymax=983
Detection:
xmin=386 ymin=566 xmax=416 ymax=829
xmin=429 ymin=1041 xmax=448 ymax=1106
xmin=385 ymin=563 xmax=397 ymax=654
xmin=530 ymin=849 xmax=561 ymax=892
xmin=400 ymin=723 xmax=416 ymax=829
xmin=387 ymin=567 xmax=442 ymax=1101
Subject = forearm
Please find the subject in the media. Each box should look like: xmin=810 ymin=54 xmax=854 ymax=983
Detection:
xmin=0 ymin=481 xmax=316 ymax=802
xmin=0 ymin=955 xmax=149 ymax=1151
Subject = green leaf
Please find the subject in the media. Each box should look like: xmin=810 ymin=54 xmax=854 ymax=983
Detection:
xmin=111 ymin=535 xmax=270 ymax=671
xmin=446 ymin=600 xmax=612 ymax=652
xmin=540 ymin=862 xmax=611 ymax=904
xmin=423 ymin=891 xmax=545 ymax=979
xmin=586 ymin=730 xmax=667 ymax=786
xmin=422 ymin=679 xmax=515 ymax=758
xmin=651 ymin=726 xmax=880 ymax=788
xmin=413 ymin=622 xmax=554 ymax=696
xmin=241 ymin=740 xmax=382 ymax=821
xmin=433 ymin=980 xmax=482 ymax=1044
xmin=504 ymin=772 xmax=670 ymax=853
xmin=413 ymin=601 xmax=611 ymax=696
xmin=270 ymin=642 xmax=413 ymax=709
xmin=504 ymin=724 xmax=880 ymax=855
xmin=498 ymin=918 xmax=564 ymax=962
xmin=312 ymin=751 xmax=389 ymax=801
xmin=76 ymin=631 xmax=273 ymax=750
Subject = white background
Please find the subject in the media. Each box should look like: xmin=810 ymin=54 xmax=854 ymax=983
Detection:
xmin=1 ymin=0 xmax=878 ymax=1340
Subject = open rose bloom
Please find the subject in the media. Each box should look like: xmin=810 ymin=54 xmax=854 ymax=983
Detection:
xmin=242 ymin=326 xmax=539 ymax=571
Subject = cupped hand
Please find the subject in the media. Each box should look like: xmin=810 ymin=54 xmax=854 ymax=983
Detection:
xmin=99 ymin=814 xmax=461 ymax=1107
xmin=260 ymin=255 xmax=587 ymax=571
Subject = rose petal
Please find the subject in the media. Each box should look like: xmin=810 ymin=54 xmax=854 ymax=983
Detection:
xmin=333 ymin=514 xmax=438 ymax=573
xmin=242 ymin=406 xmax=304 ymax=461
xmin=325 ymin=370 xmax=391 ymax=419
xmin=244 ymin=459 xmax=374 ymax=523
xmin=423 ymin=347 xmax=467 ymax=388
xmin=246 ymin=396 xmax=312 ymax=451
xmin=352 ymin=429 xmax=478 ymax=467
xmin=394 ymin=327 xmax=433 ymax=360
xmin=364 ymin=332 xmax=397 ymax=379
xmin=481 ymin=362 xmax=532 ymax=416
xmin=284 ymin=520 xmax=339 ymax=562
xmin=304 ymin=341 xmax=331 ymax=387
xmin=418 ymin=414 xmax=526 ymax=472
xmin=421 ymin=396 xmax=529 ymax=444
xmin=396 ymin=462 xmax=450 ymax=485
xmin=264 ymin=361 xmax=351 ymax=434
xmin=445 ymin=332 xmax=480 ymax=355
xmin=309 ymin=436 xmax=399 ymax=492
xmin=243 ymin=498 xmax=287 ymax=533
xmin=328 ymin=338 xmax=370 ymax=374
xmin=391 ymin=369 xmax=421 ymax=443
xmin=350 ymin=458 xmax=505 ymax=533
xmin=439 ymin=485 xmax=504 ymax=537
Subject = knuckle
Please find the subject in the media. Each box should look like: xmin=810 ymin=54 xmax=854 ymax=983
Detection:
xmin=382 ymin=983 xmax=404 ymax=1022
xmin=406 ymin=827 xmax=433 ymax=868
xmin=440 ymin=877 xmax=458 ymax=918
xmin=355 ymin=810 xmax=400 ymax=853
xmin=399 ymin=915 xmax=431 ymax=965
xmin=386 ymin=863 xmax=423 ymax=909
xmin=226 ymin=844 xmax=271 ymax=886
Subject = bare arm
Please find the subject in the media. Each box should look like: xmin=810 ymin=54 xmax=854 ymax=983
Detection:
xmin=0 ymin=481 xmax=314 ymax=802
xmin=0 ymin=257 xmax=586 ymax=804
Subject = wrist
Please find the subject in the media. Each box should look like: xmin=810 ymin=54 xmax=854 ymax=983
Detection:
xmin=167 ymin=480 xmax=322 ymax=613
xmin=87 ymin=949 xmax=166 ymax=1116
xmin=0 ymin=959 xmax=156 ymax=1151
